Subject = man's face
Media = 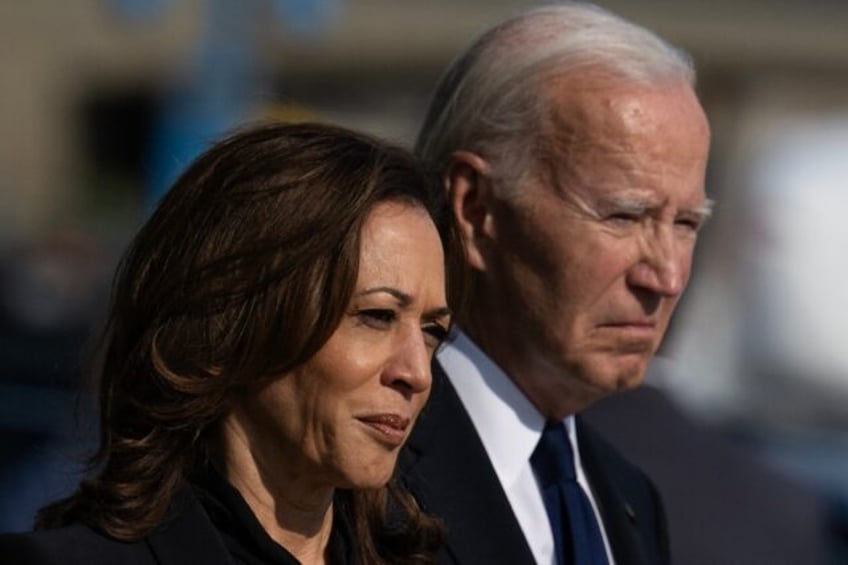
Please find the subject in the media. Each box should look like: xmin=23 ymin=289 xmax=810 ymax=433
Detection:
xmin=475 ymin=77 xmax=711 ymax=415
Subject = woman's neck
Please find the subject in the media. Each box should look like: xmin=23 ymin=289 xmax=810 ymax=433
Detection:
xmin=218 ymin=414 xmax=337 ymax=564
xmin=235 ymin=475 xmax=335 ymax=565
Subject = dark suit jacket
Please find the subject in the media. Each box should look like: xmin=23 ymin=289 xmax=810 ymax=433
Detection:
xmin=0 ymin=488 xmax=236 ymax=565
xmin=399 ymin=361 xmax=670 ymax=565
xmin=583 ymin=384 xmax=829 ymax=565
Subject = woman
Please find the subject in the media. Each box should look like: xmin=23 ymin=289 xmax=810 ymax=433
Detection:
xmin=0 ymin=122 xmax=454 ymax=564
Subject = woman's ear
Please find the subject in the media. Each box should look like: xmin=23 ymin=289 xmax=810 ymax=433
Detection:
xmin=444 ymin=151 xmax=496 ymax=272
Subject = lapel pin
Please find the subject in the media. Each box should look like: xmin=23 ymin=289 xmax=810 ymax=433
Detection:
xmin=624 ymin=502 xmax=637 ymax=523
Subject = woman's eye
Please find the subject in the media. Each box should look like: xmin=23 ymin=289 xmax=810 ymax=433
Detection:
xmin=422 ymin=323 xmax=450 ymax=350
xmin=358 ymin=309 xmax=397 ymax=328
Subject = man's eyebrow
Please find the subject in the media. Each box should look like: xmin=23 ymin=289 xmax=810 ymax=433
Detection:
xmin=596 ymin=193 xmax=658 ymax=215
xmin=608 ymin=194 xmax=653 ymax=211
xmin=688 ymin=198 xmax=715 ymax=220
xmin=603 ymin=194 xmax=716 ymax=219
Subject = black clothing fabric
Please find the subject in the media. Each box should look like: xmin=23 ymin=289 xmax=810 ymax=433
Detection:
xmin=194 ymin=467 xmax=357 ymax=565
xmin=583 ymin=383 xmax=829 ymax=565
xmin=399 ymin=360 xmax=669 ymax=565
xmin=0 ymin=472 xmax=358 ymax=565
xmin=0 ymin=486 xmax=233 ymax=565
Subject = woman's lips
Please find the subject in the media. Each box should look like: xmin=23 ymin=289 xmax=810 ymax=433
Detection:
xmin=357 ymin=413 xmax=410 ymax=447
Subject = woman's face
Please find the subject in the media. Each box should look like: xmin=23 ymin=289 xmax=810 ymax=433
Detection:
xmin=230 ymin=201 xmax=449 ymax=493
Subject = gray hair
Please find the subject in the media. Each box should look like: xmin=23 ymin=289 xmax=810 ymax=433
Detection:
xmin=415 ymin=1 xmax=695 ymax=195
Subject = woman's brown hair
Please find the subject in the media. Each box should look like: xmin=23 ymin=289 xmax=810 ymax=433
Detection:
xmin=36 ymin=122 xmax=453 ymax=563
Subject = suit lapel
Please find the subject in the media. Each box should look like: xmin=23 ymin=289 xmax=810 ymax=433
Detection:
xmin=578 ymin=418 xmax=664 ymax=565
xmin=401 ymin=362 xmax=535 ymax=564
xmin=145 ymin=486 xmax=235 ymax=565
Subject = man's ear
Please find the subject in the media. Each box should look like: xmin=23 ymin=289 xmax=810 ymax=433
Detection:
xmin=444 ymin=151 xmax=496 ymax=272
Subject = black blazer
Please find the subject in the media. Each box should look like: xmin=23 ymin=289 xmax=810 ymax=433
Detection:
xmin=399 ymin=361 xmax=670 ymax=565
xmin=583 ymin=384 xmax=829 ymax=565
xmin=0 ymin=488 xmax=236 ymax=565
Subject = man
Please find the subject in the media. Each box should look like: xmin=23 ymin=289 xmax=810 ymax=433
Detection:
xmin=400 ymin=3 xmax=711 ymax=564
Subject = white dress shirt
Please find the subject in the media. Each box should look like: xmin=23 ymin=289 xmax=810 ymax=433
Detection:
xmin=438 ymin=331 xmax=616 ymax=565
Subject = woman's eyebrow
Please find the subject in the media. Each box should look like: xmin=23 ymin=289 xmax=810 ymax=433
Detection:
xmin=423 ymin=306 xmax=452 ymax=321
xmin=358 ymin=287 xmax=451 ymax=319
xmin=356 ymin=286 xmax=412 ymax=306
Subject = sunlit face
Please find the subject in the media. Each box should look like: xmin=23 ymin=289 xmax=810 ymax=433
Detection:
xmin=477 ymin=77 xmax=710 ymax=416
xmin=231 ymin=201 xmax=449 ymax=492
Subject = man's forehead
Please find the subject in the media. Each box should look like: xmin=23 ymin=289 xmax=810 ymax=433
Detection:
xmin=543 ymin=72 xmax=704 ymax=132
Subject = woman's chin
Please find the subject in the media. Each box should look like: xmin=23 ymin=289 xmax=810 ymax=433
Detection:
xmin=336 ymin=458 xmax=397 ymax=490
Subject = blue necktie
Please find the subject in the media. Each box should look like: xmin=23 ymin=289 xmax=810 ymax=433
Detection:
xmin=531 ymin=422 xmax=610 ymax=565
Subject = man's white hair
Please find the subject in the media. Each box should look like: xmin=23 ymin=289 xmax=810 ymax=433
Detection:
xmin=415 ymin=1 xmax=695 ymax=195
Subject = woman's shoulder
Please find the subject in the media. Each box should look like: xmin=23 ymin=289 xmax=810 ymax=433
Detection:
xmin=0 ymin=524 xmax=154 ymax=565
xmin=0 ymin=486 xmax=237 ymax=565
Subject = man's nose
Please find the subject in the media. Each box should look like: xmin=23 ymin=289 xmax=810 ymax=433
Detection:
xmin=627 ymin=228 xmax=687 ymax=297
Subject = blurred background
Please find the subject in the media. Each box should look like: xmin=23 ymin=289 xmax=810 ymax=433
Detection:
xmin=1 ymin=0 xmax=847 ymax=560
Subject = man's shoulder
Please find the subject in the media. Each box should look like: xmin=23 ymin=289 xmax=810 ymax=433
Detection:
xmin=0 ymin=523 xmax=154 ymax=565
xmin=578 ymin=417 xmax=654 ymax=480
xmin=578 ymin=416 xmax=671 ymax=564
xmin=578 ymin=416 xmax=665 ymax=507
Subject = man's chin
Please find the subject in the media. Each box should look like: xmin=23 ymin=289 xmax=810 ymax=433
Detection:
xmin=583 ymin=354 xmax=650 ymax=394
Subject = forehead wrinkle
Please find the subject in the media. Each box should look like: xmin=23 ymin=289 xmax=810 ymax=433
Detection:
xmin=542 ymin=76 xmax=706 ymax=173
xmin=543 ymin=89 xmax=637 ymax=165
xmin=534 ymin=84 xmax=709 ymax=222
xmin=540 ymin=110 xmax=651 ymax=202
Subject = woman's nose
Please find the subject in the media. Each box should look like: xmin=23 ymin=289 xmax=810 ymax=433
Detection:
xmin=381 ymin=328 xmax=432 ymax=396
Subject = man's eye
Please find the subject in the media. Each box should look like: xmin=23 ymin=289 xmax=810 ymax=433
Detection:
xmin=358 ymin=309 xmax=396 ymax=328
xmin=607 ymin=212 xmax=640 ymax=225
xmin=675 ymin=217 xmax=702 ymax=233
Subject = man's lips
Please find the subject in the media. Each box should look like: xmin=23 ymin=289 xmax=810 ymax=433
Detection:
xmin=597 ymin=320 xmax=659 ymax=340
xmin=356 ymin=413 xmax=411 ymax=447
xmin=600 ymin=317 xmax=657 ymax=329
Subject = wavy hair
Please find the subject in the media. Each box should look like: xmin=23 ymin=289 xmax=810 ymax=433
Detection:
xmin=36 ymin=122 xmax=451 ymax=563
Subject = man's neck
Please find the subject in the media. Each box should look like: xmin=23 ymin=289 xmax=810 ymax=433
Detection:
xmin=463 ymin=323 xmax=598 ymax=419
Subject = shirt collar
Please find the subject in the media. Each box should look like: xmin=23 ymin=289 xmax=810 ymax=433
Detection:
xmin=437 ymin=331 xmax=579 ymax=489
